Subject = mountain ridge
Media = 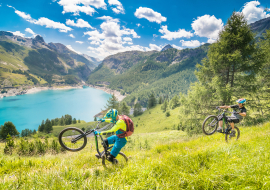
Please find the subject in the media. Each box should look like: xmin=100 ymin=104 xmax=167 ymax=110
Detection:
xmin=0 ymin=31 xmax=96 ymax=87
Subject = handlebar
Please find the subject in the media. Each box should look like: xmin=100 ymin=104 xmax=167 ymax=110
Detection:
xmin=216 ymin=107 xmax=234 ymax=114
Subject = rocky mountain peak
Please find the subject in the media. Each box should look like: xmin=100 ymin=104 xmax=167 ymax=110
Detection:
xmin=33 ymin=35 xmax=45 ymax=43
xmin=161 ymin=44 xmax=173 ymax=52
xmin=48 ymin=42 xmax=69 ymax=53
xmin=250 ymin=17 xmax=270 ymax=37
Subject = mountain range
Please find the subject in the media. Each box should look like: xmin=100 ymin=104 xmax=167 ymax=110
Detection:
xmin=0 ymin=31 xmax=98 ymax=87
xmin=87 ymin=44 xmax=210 ymax=106
xmin=86 ymin=17 xmax=270 ymax=106
xmin=1 ymin=16 xmax=270 ymax=102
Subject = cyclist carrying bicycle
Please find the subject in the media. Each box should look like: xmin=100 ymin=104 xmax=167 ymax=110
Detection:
xmin=216 ymin=98 xmax=247 ymax=137
xmin=94 ymin=109 xmax=128 ymax=163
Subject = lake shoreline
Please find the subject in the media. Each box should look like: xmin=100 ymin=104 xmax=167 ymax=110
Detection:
xmin=0 ymin=85 xmax=84 ymax=99
xmin=0 ymin=84 xmax=126 ymax=101
xmin=87 ymin=84 xmax=126 ymax=101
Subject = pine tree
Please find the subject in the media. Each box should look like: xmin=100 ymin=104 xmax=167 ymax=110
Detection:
xmin=161 ymin=99 xmax=168 ymax=112
xmin=44 ymin=119 xmax=53 ymax=133
xmin=196 ymin=11 xmax=264 ymax=105
xmin=105 ymin=94 xmax=119 ymax=110
xmin=60 ymin=116 xmax=65 ymax=126
xmin=65 ymin=114 xmax=72 ymax=125
xmin=72 ymin=118 xmax=77 ymax=124
xmin=147 ymin=93 xmax=156 ymax=108
xmin=0 ymin=122 xmax=20 ymax=139
xmin=170 ymin=95 xmax=180 ymax=109
xmin=38 ymin=120 xmax=45 ymax=132
xmin=120 ymin=101 xmax=131 ymax=116
xmin=133 ymin=102 xmax=143 ymax=116
xmin=94 ymin=117 xmax=97 ymax=121
xmin=249 ymin=30 xmax=270 ymax=116
xmin=158 ymin=96 xmax=162 ymax=104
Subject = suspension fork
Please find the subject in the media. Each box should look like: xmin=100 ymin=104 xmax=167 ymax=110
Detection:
xmin=222 ymin=117 xmax=226 ymax=131
xmin=95 ymin=134 xmax=101 ymax=156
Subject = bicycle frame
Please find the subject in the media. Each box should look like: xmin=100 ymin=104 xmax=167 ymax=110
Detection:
xmin=217 ymin=109 xmax=232 ymax=134
xmin=70 ymin=122 xmax=113 ymax=157
xmin=95 ymin=133 xmax=113 ymax=157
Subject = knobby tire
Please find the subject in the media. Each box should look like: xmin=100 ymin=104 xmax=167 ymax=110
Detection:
xmin=202 ymin=115 xmax=219 ymax=135
xmin=58 ymin=127 xmax=87 ymax=152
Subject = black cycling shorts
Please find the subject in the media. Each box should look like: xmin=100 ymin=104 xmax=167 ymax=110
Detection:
xmin=226 ymin=116 xmax=239 ymax=123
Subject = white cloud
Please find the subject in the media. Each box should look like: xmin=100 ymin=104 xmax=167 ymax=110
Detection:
xmin=96 ymin=16 xmax=119 ymax=22
xmin=149 ymin=44 xmax=162 ymax=51
xmin=76 ymin=41 xmax=84 ymax=44
xmin=207 ymin=38 xmax=216 ymax=44
xmin=159 ymin=25 xmax=193 ymax=40
xmin=241 ymin=1 xmax=270 ymax=24
xmin=108 ymin=0 xmax=124 ymax=14
xmin=123 ymin=37 xmax=132 ymax=42
xmin=69 ymin=34 xmax=75 ymax=38
xmin=35 ymin=17 xmax=72 ymax=32
xmin=180 ymin=40 xmax=202 ymax=47
xmin=66 ymin=19 xmax=94 ymax=29
xmin=85 ymin=18 xmax=149 ymax=58
xmin=25 ymin=28 xmax=37 ymax=37
xmin=9 ymin=6 xmax=73 ymax=33
xmin=84 ymin=20 xmax=140 ymax=43
xmin=191 ymin=15 xmax=223 ymax=40
xmin=136 ymin=23 xmax=141 ymax=27
xmin=66 ymin=45 xmax=82 ymax=54
xmin=10 ymin=31 xmax=25 ymax=37
xmin=87 ymin=43 xmax=162 ymax=59
xmin=134 ymin=7 xmax=167 ymax=24
xmin=58 ymin=0 xmax=107 ymax=16
xmin=14 ymin=10 xmax=36 ymax=23
xmin=171 ymin=44 xmax=183 ymax=50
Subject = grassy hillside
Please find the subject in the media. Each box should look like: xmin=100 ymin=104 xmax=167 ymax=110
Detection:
xmin=131 ymin=104 xmax=181 ymax=133
xmin=1 ymin=122 xmax=270 ymax=189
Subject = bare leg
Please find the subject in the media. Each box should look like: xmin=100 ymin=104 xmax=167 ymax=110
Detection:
xmin=230 ymin=122 xmax=235 ymax=130
xmin=219 ymin=120 xmax=223 ymax=127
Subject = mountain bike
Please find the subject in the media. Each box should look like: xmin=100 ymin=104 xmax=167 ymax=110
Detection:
xmin=58 ymin=122 xmax=128 ymax=167
xmin=202 ymin=108 xmax=240 ymax=142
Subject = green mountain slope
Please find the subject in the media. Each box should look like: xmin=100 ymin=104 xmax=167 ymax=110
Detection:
xmin=0 ymin=31 xmax=93 ymax=86
xmin=48 ymin=43 xmax=96 ymax=70
xmin=87 ymin=44 xmax=210 ymax=106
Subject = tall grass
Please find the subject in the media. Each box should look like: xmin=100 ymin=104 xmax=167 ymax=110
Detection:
xmin=1 ymin=122 xmax=270 ymax=189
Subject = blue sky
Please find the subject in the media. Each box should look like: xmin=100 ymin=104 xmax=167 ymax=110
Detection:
xmin=0 ymin=0 xmax=269 ymax=59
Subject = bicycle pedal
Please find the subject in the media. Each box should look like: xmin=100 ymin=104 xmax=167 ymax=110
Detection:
xmin=95 ymin=154 xmax=101 ymax=159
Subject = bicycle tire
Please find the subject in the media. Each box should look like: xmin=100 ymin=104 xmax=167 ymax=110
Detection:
xmin=58 ymin=127 xmax=87 ymax=152
xmin=225 ymin=126 xmax=240 ymax=142
xmin=102 ymin=152 xmax=128 ymax=168
xmin=202 ymin=115 xmax=219 ymax=135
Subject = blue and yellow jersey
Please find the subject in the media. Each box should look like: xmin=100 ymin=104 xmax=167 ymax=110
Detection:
xmin=101 ymin=119 xmax=127 ymax=139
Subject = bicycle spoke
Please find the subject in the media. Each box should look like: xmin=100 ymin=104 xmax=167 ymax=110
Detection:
xmin=61 ymin=130 xmax=85 ymax=150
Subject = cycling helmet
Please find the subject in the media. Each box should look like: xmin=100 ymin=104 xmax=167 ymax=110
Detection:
xmin=236 ymin=98 xmax=246 ymax=104
xmin=104 ymin=109 xmax=118 ymax=121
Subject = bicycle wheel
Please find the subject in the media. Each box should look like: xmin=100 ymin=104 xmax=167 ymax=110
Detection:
xmin=225 ymin=126 xmax=240 ymax=142
xmin=58 ymin=127 xmax=87 ymax=152
xmin=102 ymin=152 xmax=128 ymax=168
xmin=202 ymin=115 xmax=219 ymax=135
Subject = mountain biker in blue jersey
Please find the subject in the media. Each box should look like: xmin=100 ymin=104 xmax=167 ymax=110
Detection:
xmin=94 ymin=109 xmax=127 ymax=163
xmin=216 ymin=98 xmax=247 ymax=137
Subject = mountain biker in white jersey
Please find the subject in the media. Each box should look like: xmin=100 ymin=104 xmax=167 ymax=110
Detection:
xmin=216 ymin=98 xmax=247 ymax=137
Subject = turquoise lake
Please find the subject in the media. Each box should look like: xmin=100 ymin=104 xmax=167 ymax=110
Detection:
xmin=0 ymin=87 xmax=111 ymax=132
